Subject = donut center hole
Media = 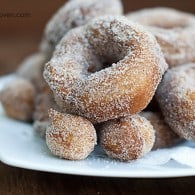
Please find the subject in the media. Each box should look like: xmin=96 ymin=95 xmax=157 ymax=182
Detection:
xmin=87 ymin=57 xmax=122 ymax=73
xmin=87 ymin=62 xmax=110 ymax=73
xmin=86 ymin=36 xmax=129 ymax=74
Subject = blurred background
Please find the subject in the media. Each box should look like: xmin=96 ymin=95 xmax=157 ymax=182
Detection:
xmin=0 ymin=0 xmax=195 ymax=75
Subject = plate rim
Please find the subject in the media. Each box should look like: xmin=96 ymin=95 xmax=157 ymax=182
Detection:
xmin=1 ymin=75 xmax=195 ymax=178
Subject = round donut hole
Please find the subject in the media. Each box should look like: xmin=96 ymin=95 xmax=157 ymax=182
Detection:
xmin=87 ymin=59 xmax=120 ymax=73
xmin=86 ymin=34 xmax=129 ymax=74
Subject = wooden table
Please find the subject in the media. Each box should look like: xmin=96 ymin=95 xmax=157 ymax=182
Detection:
xmin=1 ymin=1 xmax=195 ymax=192
xmin=1 ymin=162 xmax=195 ymax=195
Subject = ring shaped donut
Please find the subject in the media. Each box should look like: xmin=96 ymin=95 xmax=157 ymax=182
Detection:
xmin=40 ymin=0 xmax=123 ymax=57
xmin=126 ymin=7 xmax=195 ymax=29
xmin=127 ymin=7 xmax=195 ymax=67
xmin=44 ymin=16 xmax=168 ymax=123
xmin=156 ymin=63 xmax=195 ymax=141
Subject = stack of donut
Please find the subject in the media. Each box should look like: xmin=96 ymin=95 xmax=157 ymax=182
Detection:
xmin=126 ymin=7 xmax=195 ymax=141
xmin=0 ymin=0 xmax=194 ymax=162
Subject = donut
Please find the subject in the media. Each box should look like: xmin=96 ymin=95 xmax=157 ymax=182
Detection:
xmin=46 ymin=109 xmax=97 ymax=160
xmin=33 ymin=81 xmax=61 ymax=138
xmin=16 ymin=53 xmax=47 ymax=87
xmin=126 ymin=7 xmax=195 ymax=29
xmin=40 ymin=0 xmax=123 ymax=57
xmin=148 ymin=27 xmax=195 ymax=67
xmin=44 ymin=16 xmax=168 ymax=124
xmin=0 ymin=78 xmax=35 ymax=121
xmin=156 ymin=63 xmax=195 ymax=141
xmin=140 ymin=112 xmax=182 ymax=150
xmin=99 ymin=115 xmax=155 ymax=161
xmin=126 ymin=7 xmax=195 ymax=67
xmin=33 ymin=85 xmax=60 ymax=138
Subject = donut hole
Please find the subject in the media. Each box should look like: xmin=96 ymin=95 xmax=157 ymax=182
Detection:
xmin=86 ymin=21 xmax=132 ymax=73
xmin=87 ymin=61 xmax=114 ymax=73
xmin=87 ymin=42 xmax=129 ymax=73
xmin=86 ymin=51 xmax=125 ymax=73
xmin=86 ymin=57 xmax=115 ymax=73
xmin=102 ymin=60 xmax=118 ymax=69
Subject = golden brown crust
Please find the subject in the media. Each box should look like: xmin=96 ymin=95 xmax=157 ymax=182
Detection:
xmin=46 ymin=109 xmax=97 ymax=160
xmin=0 ymin=78 xmax=35 ymax=121
xmin=126 ymin=7 xmax=195 ymax=67
xmin=156 ymin=63 xmax=195 ymax=141
xmin=99 ymin=115 xmax=155 ymax=161
xmin=44 ymin=16 xmax=168 ymax=123
xmin=140 ymin=112 xmax=182 ymax=150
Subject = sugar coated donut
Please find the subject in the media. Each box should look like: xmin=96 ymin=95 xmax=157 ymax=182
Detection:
xmin=126 ymin=7 xmax=195 ymax=67
xmin=140 ymin=112 xmax=182 ymax=150
xmin=16 ymin=53 xmax=47 ymax=82
xmin=33 ymin=85 xmax=60 ymax=138
xmin=0 ymin=78 xmax=35 ymax=121
xmin=40 ymin=0 xmax=123 ymax=56
xmin=16 ymin=52 xmax=48 ymax=94
xmin=156 ymin=63 xmax=195 ymax=141
xmin=44 ymin=16 xmax=168 ymax=123
xmin=149 ymin=27 xmax=195 ymax=67
xmin=99 ymin=115 xmax=155 ymax=161
xmin=46 ymin=109 xmax=97 ymax=160
xmin=126 ymin=7 xmax=195 ymax=29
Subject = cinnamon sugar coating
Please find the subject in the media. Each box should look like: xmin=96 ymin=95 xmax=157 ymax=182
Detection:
xmin=140 ymin=112 xmax=182 ymax=150
xmin=46 ymin=109 xmax=97 ymax=160
xmin=44 ymin=16 xmax=168 ymax=123
xmin=99 ymin=115 xmax=155 ymax=161
xmin=156 ymin=63 xmax=195 ymax=141
xmin=40 ymin=0 xmax=123 ymax=56
xmin=126 ymin=7 xmax=195 ymax=67
xmin=0 ymin=78 xmax=35 ymax=121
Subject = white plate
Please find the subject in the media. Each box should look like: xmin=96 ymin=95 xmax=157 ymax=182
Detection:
xmin=1 ymin=75 xmax=195 ymax=178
